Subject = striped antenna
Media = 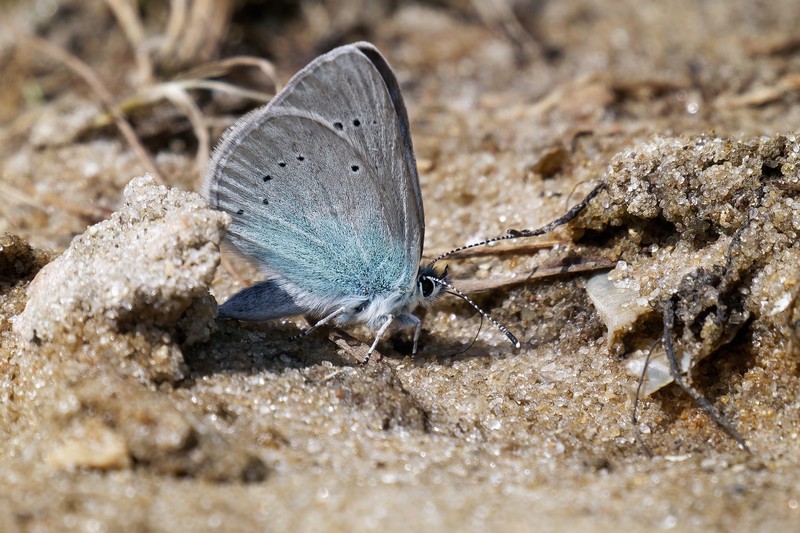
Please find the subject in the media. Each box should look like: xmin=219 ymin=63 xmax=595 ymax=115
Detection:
xmin=424 ymin=275 xmax=520 ymax=348
xmin=427 ymin=181 xmax=605 ymax=268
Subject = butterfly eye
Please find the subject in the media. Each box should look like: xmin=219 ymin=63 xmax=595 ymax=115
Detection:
xmin=420 ymin=277 xmax=435 ymax=297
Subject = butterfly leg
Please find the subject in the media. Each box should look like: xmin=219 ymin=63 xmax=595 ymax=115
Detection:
xmin=363 ymin=314 xmax=395 ymax=365
xmin=289 ymin=306 xmax=347 ymax=341
xmin=409 ymin=315 xmax=422 ymax=356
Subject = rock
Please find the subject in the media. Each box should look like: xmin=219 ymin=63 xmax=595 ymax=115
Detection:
xmin=45 ymin=417 xmax=132 ymax=472
xmin=13 ymin=174 xmax=231 ymax=383
xmin=0 ymin=233 xmax=48 ymax=282
xmin=576 ymin=134 xmax=800 ymax=393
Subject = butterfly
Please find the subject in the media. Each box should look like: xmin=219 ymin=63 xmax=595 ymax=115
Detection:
xmin=204 ymin=42 xmax=519 ymax=363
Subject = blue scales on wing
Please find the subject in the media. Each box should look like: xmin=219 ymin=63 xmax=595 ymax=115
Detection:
xmin=204 ymin=42 xmax=424 ymax=321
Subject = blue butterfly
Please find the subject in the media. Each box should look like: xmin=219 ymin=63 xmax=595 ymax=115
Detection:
xmin=204 ymin=42 xmax=519 ymax=363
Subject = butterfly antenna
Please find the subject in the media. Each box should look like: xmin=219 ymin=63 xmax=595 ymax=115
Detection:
xmin=444 ymin=305 xmax=483 ymax=356
xmin=427 ymin=181 xmax=605 ymax=268
xmin=425 ymin=276 xmax=520 ymax=348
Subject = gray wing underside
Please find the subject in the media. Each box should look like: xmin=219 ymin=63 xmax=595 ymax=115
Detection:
xmin=204 ymin=42 xmax=423 ymax=307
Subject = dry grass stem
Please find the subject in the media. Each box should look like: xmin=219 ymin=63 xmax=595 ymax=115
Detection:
xmin=19 ymin=33 xmax=165 ymax=184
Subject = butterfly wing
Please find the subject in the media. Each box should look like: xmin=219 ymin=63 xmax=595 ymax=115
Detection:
xmin=205 ymin=42 xmax=423 ymax=317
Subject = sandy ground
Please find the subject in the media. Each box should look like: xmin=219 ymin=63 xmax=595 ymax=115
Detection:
xmin=2 ymin=1 xmax=800 ymax=531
